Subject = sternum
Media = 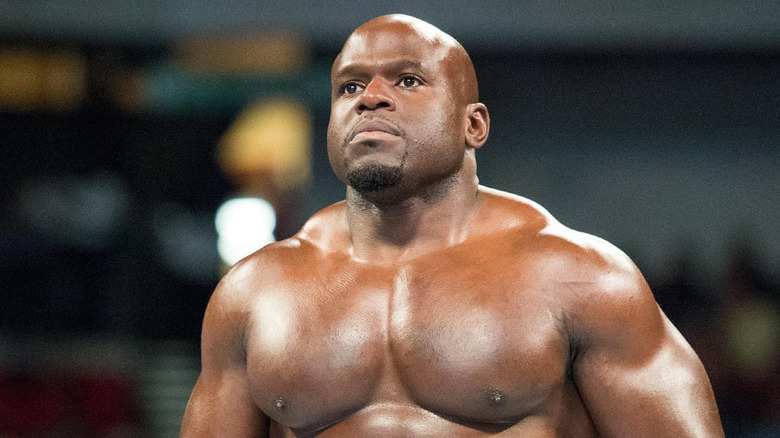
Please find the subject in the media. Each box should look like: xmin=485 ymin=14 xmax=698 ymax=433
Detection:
xmin=374 ymin=266 xmax=415 ymax=404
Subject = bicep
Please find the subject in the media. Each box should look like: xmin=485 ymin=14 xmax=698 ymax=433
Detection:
xmin=575 ymin=314 xmax=722 ymax=437
xmin=181 ymin=279 xmax=269 ymax=437
xmin=181 ymin=367 xmax=269 ymax=437
xmin=570 ymin=265 xmax=723 ymax=437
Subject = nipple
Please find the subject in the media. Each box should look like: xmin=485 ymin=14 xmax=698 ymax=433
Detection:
xmin=274 ymin=396 xmax=288 ymax=410
xmin=486 ymin=389 xmax=506 ymax=406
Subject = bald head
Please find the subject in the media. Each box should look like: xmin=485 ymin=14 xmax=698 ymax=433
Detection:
xmin=334 ymin=14 xmax=479 ymax=103
xmin=355 ymin=14 xmax=458 ymax=47
xmin=326 ymin=14 xmax=490 ymax=199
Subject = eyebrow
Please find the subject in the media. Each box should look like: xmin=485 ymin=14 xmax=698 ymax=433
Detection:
xmin=334 ymin=59 xmax=427 ymax=78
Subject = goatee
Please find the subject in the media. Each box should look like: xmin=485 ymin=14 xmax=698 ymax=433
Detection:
xmin=347 ymin=164 xmax=402 ymax=192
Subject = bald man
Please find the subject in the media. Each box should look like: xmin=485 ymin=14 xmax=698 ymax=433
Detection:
xmin=181 ymin=15 xmax=724 ymax=437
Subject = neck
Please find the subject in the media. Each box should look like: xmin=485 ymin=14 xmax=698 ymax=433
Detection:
xmin=345 ymin=164 xmax=480 ymax=264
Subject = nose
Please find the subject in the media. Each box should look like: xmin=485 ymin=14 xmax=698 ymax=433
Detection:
xmin=356 ymin=78 xmax=395 ymax=113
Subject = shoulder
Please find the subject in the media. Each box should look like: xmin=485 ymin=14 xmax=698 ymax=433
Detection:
xmin=215 ymin=237 xmax=319 ymax=304
xmin=199 ymin=234 xmax=320 ymax=361
xmin=479 ymin=187 xmax=634 ymax=271
xmin=533 ymin=216 xmax=655 ymax=324
xmin=481 ymin=187 xmax=659 ymax=342
xmin=528 ymin=217 xmax=661 ymax=354
xmin=482 ymin=186 xmax=643 ymax=286
xmin=209 ymin=201 xmax=349 ymax=312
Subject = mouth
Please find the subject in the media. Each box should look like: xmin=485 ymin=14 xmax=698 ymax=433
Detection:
xmin=349 ymin=119 xmax=401 ymax=144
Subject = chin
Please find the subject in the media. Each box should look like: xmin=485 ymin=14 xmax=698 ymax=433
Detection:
xmin=347 ymin=164 xmax=403 ymax=193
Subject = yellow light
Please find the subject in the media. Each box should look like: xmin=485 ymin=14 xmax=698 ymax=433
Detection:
xmin=219 ymin=98 xmax=312 ymax=192
xmin=0 ymin=48 xmax=86 ymax=111
xmin=173 ymin=34 xmax=309 ymax=75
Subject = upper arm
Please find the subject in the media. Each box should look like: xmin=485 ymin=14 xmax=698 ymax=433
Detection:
xmin=181 ymin=271 xmax=269 ymax=437
xmin=570 ymin=249 xmax=723 ymax=437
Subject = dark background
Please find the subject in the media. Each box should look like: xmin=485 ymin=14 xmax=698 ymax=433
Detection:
xmin=0 ymin=1 xmax=778 ymax=436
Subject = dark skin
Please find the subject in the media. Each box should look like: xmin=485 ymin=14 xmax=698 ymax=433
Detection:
xmin=181 ymin=14 xmax=724 ymax=437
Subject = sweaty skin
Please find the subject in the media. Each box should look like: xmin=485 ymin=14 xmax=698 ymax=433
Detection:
xmin=181 ymin=14 xmax=724 ymax=437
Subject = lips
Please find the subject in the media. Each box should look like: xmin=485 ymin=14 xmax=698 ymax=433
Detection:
xmin=349 ymin=119 xmax=401 ymax=143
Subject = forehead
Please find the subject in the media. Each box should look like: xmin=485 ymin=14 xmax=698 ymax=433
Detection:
xmin=333 ymin=25 xmax=454 ymax=77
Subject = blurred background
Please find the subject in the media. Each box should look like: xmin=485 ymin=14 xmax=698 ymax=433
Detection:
xmin=0 ymin=1 xmax=778 ymax=436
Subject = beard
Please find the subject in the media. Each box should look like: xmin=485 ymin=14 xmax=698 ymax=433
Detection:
xmin=347 ymin=163 xmax=402 ymax=193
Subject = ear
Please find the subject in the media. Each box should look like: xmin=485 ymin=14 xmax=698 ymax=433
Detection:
xmin=464 ymin=103 xmax=489 ymax=149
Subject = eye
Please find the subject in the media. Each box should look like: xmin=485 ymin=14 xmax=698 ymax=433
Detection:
xmin=340 ymin=82 xmax=363 ymax=95
xmin=399 ymin=75 xmax=422 ymax=88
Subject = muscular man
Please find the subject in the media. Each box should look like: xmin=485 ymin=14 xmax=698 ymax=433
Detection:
xmin=181 ymin=14 xmax=723 ymax=437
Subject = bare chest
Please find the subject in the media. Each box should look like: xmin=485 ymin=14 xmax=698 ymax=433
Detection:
xmin=244 ymin=258 xmax=571 ymax=432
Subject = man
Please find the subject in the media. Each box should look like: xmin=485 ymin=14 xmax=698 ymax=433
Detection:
xmin=181 ymin=14 xmax=724 ymax=437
